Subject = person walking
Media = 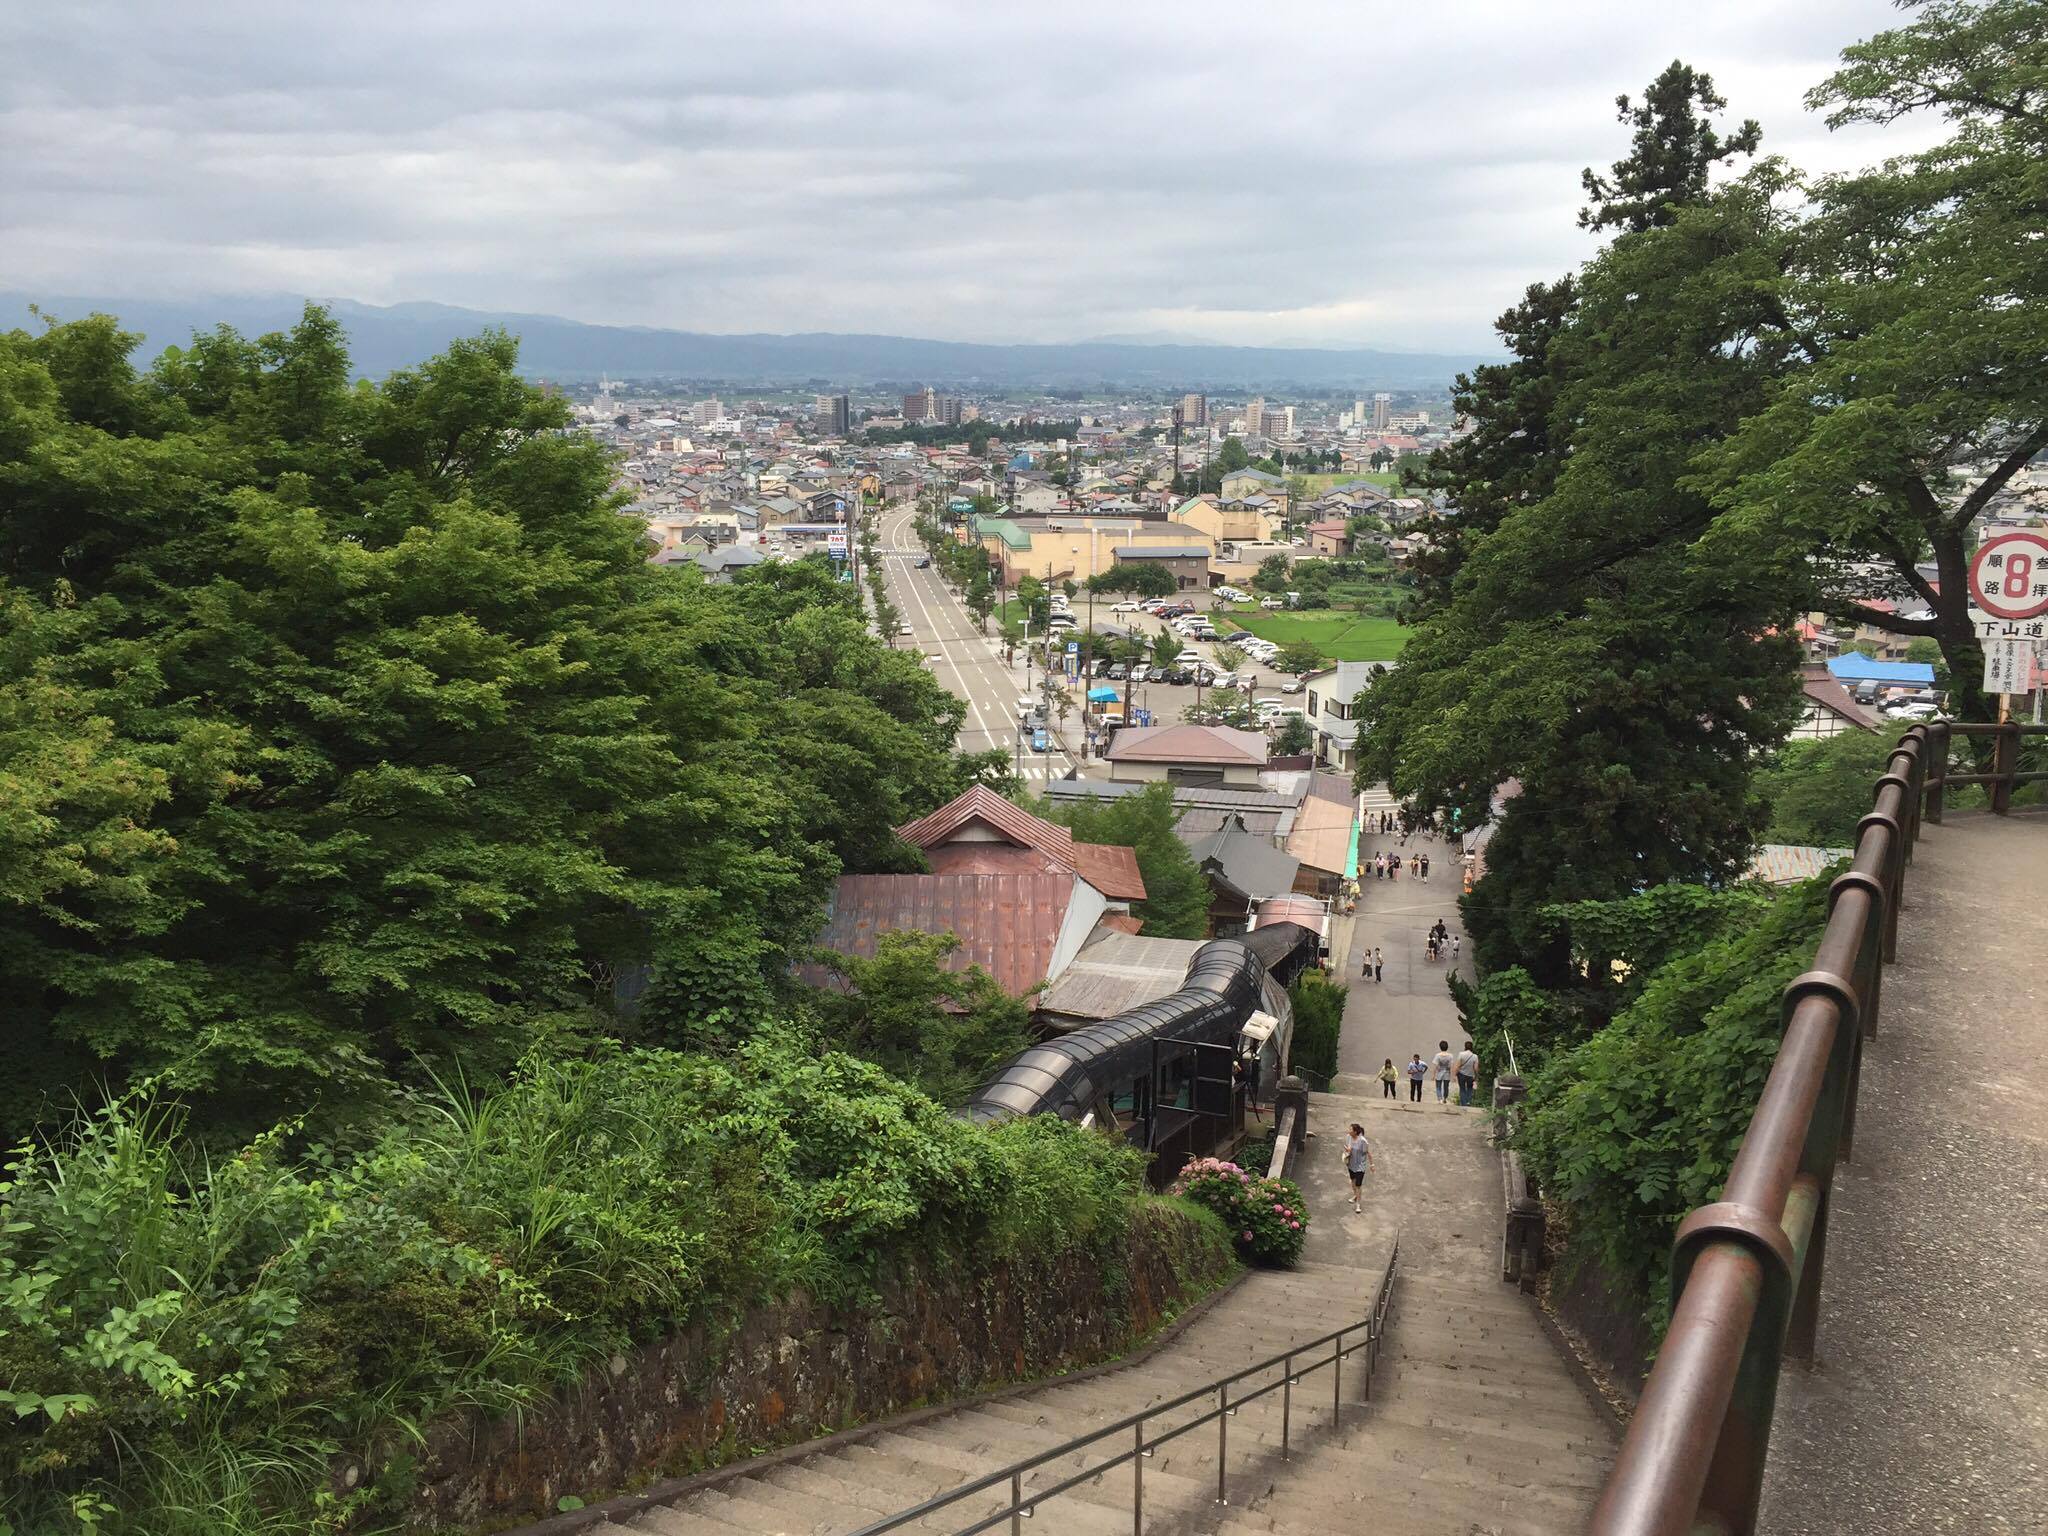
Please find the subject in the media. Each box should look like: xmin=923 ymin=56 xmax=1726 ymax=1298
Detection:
xmin=1377 ymin=1058 xmax=1397 ymax=1099
xmin=1410 ymin=853 xmax=1421 ymax=880
xmin=1362 ymin=946 xmax=1375 ymax=983
xmin=1420 ymin=853 xmax=1430 ymax=883
xmin=1431 ymin=1040 xmax=1455 ymax=1104
xmin=1455 ymin=1040 xmax=1480 ymax=1107
xmin=1405 ymin=1053 xmax=1427 ymax=1102
xmin=1374 ymin=946 xmax=1384 ymax=983
xmin=1343 ymin=1123 xmax=1374 ymax=1212
xmin=1451 ymin=933 xmax=1461 ymax=963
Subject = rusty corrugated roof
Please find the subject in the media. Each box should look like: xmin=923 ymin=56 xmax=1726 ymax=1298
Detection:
xmin=1036 ymin=932 xmax=1207 ymax=1024
xmin=812 ymin=872 xmax=1077 ymax=998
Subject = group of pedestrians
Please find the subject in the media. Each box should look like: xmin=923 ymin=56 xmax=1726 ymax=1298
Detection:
xmin=1424 ymin=917 xmax=1459 ymax=964
xmin=1375 ymin=1040 xmax=1481 ymax=1107
xmin=1367 ymin=850 xmax=1430 ymax=882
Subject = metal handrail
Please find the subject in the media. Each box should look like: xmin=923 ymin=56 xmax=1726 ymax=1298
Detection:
xmin=846 ymin=1241 xmax=1400 ymax=1536
xmin=1589 ymin=726 xmax=1947 ymax=1535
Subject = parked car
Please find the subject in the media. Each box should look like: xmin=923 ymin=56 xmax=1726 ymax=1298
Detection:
xmin=1280 ymin=677 xmax=1306 ymax=694
xmin=1112 ymin=601 xmax=1140 ymax=613
xmin=1883 ymin=701 xmax=1941 ymax=721
xmin=1260 ymin=597 xmax=1283 ymax=609
xmin=1168 ymin=667 xmax=1196 ymax=685
xmin=1107 ymin=663 xmax=1128 ymax=680
xmin=897 ymin=622 xmax=915 ymax=636
xmin=1209 ymin=671 xmax=1239 ymax=689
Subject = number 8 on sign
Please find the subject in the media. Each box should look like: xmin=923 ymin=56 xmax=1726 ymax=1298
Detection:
xmin=1969 ymin=532 xmax=2048 ymax=622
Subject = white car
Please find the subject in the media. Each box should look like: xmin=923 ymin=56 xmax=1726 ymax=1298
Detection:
xmin=1112 ymin=601 xmax=1140 ymax=612
xmin=1260 ymin=597 xmax=1284 ymax=609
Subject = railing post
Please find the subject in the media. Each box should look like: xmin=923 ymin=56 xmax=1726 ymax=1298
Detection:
xmin=1281 ymin=1352 xmax=1292 ymax=1461
xmin=1333 ymin=1326 xmax=1343 ymax=1431
xmin=1216 ymin=1384 xmax=1228 ymax=1505
xmin=1011 ymin=1470 xmax=1022 ymax=1536
xmin=1992 ymin=720 xmax=2020 ymax=814
xmin=1132 ymin=1420 xmax=1142 ymax=1535
xmin=1926 ymin=720 xmax=1947 ymax=823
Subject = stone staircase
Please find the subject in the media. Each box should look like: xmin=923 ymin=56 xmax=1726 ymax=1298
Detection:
xmin=622 ymin=1092 xmax=1610 ymax=1536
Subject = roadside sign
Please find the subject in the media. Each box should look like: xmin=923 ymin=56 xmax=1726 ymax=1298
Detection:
xmin=1968 ymin=531 xmax=2048 ymax=621
xmin=827 ymin=531 xmax=848 ymax=557
xmin=1983 ymin=636 xmax=2036 ymax=695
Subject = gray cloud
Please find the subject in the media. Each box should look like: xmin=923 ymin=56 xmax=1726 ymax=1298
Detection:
xmin=2 ymin=0 xmax=1930 ymax=351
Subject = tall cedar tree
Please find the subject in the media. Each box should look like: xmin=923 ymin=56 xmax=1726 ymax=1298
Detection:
xmin=0 ymin=309 xmax=977 ymax=1135
xmin=1359 ymin=68 xmax=1801 ymax=982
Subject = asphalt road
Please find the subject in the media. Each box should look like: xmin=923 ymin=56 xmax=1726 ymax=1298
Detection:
xmin=879 ymin=505 xmax=1077 ymax=781
xmin=877 ymin=507 xmax=1319 ymax=773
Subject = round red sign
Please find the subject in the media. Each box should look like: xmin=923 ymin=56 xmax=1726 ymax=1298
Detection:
xmin=1968 ymin=531 xmax=2048 ymax=621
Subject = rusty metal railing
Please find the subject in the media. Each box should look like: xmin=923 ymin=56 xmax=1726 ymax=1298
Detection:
xmin=1588 ymin=719 xmax=2043 ymax=1534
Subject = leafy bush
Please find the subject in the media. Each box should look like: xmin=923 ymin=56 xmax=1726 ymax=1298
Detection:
xmin=1288 ymin=971 xmax=1345 ymax=1085
xmin=1511 ymin=873 xmax=1833 ymax=1332
xmin=0 ymin=1043 xmax=1162 ymax=1536
xmin=1168 ymin=1158 xmax=1308 ymax=1268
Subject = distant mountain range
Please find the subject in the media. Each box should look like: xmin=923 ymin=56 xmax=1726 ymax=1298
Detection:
xmin=1 ymin=292 xmax=1494 ymax=392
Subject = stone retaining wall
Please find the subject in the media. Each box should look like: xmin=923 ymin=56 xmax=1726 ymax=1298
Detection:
xmin=387 ymin=1203 xmax=1234 ymax=1531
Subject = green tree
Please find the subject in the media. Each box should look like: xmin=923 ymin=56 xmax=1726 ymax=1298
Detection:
xmin=1087 ymin=562 xmax=1176 ymax=598
xmin=0 ymin=308 xmax=973 ymax=1133
xmin=1697 ymin=0 xmax=2048 ymax=726
xmin=1273 ymin=715 xmax=1315 ymax=756
xmin=1756 ymin=731 xmax=1901 ymax=847
xmin=1358 ymin=66 xmax=1800 ymax=980
xmin=1215 ymin=436 xmax=1250 ymax=474
xmin=965 ymin=569 xmax=995 ymax=630
xmin=1034 ymin=783 xmax=1210 ymax=939
xmin=1579 ymin=61 xmax=1761 ymax=233
xmin=809 ymin=931 xmax=1033 ymax=1103
xmin=1215 ymin=642 xmax=1249 ymax=675
xmin=1252 ymin=554 xmax=1292 ymax=594
xmin=1276 ymin=640 xmax=1324 ymax=674
xmin=1151 ymin=631 xmax=1185 ymax=670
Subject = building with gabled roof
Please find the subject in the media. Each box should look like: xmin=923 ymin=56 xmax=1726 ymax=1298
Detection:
xmin=1104 ymin=724 xmax=1269 ymax=787
xmin=809 ymin=785 xmax=1147 ymax=1000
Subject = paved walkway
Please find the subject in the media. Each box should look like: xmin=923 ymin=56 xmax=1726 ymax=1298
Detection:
xmin=1759 ymin=808 xmax=2048 ymax=1536
xmin=620 ymin=1087 xmax=1610 ymax=1535
xmin=1330 ymin=823 xmax=1474 ymax=1098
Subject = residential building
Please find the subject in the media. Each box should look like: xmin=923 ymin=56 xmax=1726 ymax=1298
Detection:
xmin=1306 ymin=518 xmax=1351 ymax=556
xmin=1283 ymin=771 xmax=1357 ymax=896
xmin=1372 ymin=393 xmax=1391 ymax=430
xmin=1174 ymin=494 xmax=1276 ymax=546
xmin=1178 ymin=393 xmax=1207 ymax=429
xmin=1795 ymin=663 xmax=1882 ymax=739
xmin=1219 ymin=466 xmax=1286 ymax=505
xmin=1104 ymin=724 xmax=1269 ymax=788
xmin=1304 ymin=660 xmax=1378 ymax=773
xmin=1186 ymin=813 xmax=1301 ymax=935
xmin=1109 ymin=543 xmax=1212 ymax=590
xmin=813 ymin=394 xmax=850 ymax=436
xmin=809 ymin=785 xmax=1146 ymax=1000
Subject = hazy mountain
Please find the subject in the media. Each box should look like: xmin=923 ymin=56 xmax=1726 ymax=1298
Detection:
xmin=1 ymin=292 xmax=1493 ymax=391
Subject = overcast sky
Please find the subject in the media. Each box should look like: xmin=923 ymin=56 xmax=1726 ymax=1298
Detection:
xmin=2 ymin=0 xmax=1932 ymax=352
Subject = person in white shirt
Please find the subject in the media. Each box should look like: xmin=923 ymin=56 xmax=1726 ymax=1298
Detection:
xmin=1342 ymin=1123 xmax=1374 ymax=1213
xmin=1431 ymin=1041 xmax=1455 ymax=1104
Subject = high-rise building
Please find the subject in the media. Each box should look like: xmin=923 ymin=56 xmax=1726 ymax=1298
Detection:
xmin=814 ymin=394 xmax=850 ymax=436
xmin=1372 ymin=393 xmax=1392 ymax=430
xmin=1178 ymin=392 xmax=1207 ymax=428
xmin=902 ymin=385 xmax=939 ymax=422
xmin=935 ymin=394 xmax=963 ymax=426
xmin=1352 ymin=398 xmax=1367 ymax=424
xmin=1242 ymin=397 xmax=1264 ymax=433
xmin=692 ymin=397 xmax=724 ymax=427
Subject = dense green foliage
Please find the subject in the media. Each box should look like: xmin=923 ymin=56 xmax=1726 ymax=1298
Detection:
xmin=1361 ymin=66 xmax=1808 ymax=979
xmin=0 ymin=1045 xmax=1174 ymax=1535
xmin=1085 ymin=562 xmax=1176 ymax=598
xmin=1286 ymin=971 xmax=1345 ymax=1085
xmin=1168 ymin=1158 xmax=1308 ymax=1268
xmin=1512 ymin=875 xmax=1833 ymax=1326
xmin=1033 ymin=783 xmax=1211 ymax=940
xmin=0 ymin=310 xmax=980 ymax=1139
xmin=807 ymin=931 xmax=1033 ymax=1104
xmin=1756 ymin=732 xmax=1902 ymax=848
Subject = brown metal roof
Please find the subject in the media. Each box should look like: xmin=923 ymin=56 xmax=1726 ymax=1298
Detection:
xmin=811 ymin=872 xmax=1077 ymax=998
xmin=897 ymin=784 xmax=1146 ymax=901
xmin=1103 ymin=724 xmax=1268 ymax=766
xmin=1286 ymin=790 xmax=1354 ymax=877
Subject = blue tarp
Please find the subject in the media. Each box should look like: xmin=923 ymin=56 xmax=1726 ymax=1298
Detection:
xmin=1826 ymin=655 xmax=1936 ymax=686
xmin=1086 ymin=686 xmax=1118 ymax=702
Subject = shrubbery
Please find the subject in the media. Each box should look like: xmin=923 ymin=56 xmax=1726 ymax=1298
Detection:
xmin=1169 ymin=1157 xmax=1308 ymax=1268
xmin=1287 ymin=971 xmax=1345 ymax=1084
xmin=1510 ymin=873 xmax=1834 ymax=1330
xmin=0 ymin=1041 xmax=1164 ymax=1536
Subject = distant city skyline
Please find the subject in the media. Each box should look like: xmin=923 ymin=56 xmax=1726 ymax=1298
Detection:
xmin=3 ymin=1 xmax=1929 ymax=352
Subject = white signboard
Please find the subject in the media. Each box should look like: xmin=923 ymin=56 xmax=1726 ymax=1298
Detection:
xmin=1969 ymin=531 xmax=2048 ymax=621
xmin=1982 ymin=636 xmax=2036 ymax=696
xmin=826 ymin=532 xmax=848 ymax=557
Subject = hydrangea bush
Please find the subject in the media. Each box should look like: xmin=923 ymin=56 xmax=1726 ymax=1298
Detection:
xmin=1168 ymin=1157 xmax=1309 ymax=1267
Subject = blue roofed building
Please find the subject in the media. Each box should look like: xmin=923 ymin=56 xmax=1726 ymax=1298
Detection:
xmin=1826 ymin=654 xmax=1936 ymax=687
